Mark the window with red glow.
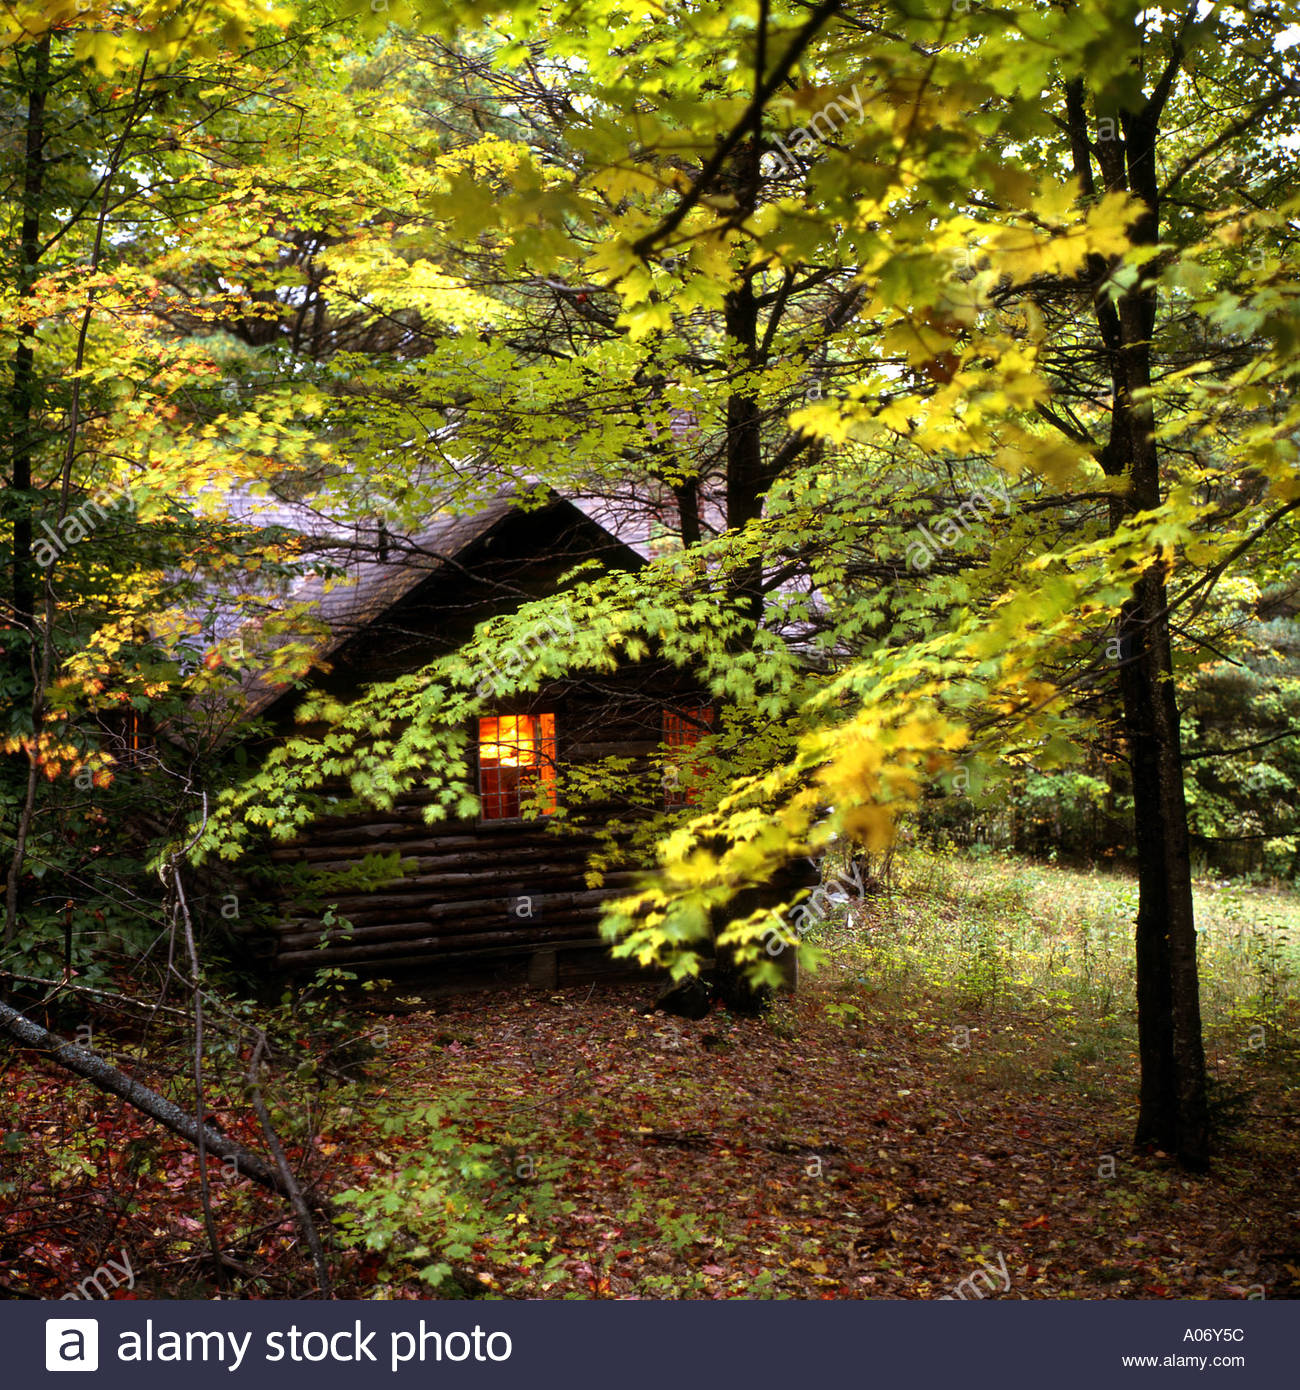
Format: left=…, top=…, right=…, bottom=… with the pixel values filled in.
left=478, top=714, right=557, bottom=821
left=663, top=705, right=712, bottom=806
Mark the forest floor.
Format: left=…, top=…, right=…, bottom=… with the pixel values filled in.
left=3, top=852, right=1298, bottom=1300
left=334, top=852, right=1300, bottom=1300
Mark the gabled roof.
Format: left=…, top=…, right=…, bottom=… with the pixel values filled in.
left=262, top=495, right=516, bottom=664
left=229, top=488, right=639, bottom=719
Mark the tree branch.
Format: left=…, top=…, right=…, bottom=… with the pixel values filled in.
left=629, top=0, right=844, bottom=259
left=0, top=996, right=323, bottom=1209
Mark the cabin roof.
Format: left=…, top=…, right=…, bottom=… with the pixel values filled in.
left=227, top=487, right=642, bottom=718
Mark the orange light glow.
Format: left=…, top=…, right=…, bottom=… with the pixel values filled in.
left=663, top=705, right=712, bottom=807
left=487, top=716, right=533, bottom=767
left=478, top=714, right=557, bottom=819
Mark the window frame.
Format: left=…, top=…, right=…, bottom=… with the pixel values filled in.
left=662, top=704, right=713, bottom=808
left=476, top=712, right=559, bottom=823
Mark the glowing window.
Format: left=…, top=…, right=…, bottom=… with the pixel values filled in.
left=663, top=705, right=712, bottom=807
left=478, top=714, right=557, bottom=821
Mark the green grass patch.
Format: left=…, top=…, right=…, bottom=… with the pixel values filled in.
left=814, top=849, right=1300, bottom=1061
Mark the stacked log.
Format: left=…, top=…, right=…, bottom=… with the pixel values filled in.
left=267, top=806, right=640, bottom=972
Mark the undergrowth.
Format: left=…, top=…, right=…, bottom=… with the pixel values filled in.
left=814, top=848, right=1300, bottom=1076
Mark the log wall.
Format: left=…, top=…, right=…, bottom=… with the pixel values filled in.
left=268, top=807, right=636, bottom=975
left=263, top=682, right=689, bottom=978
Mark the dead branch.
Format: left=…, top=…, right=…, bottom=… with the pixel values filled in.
left=0, top=995, right=328, bottom=1212
left=247, top=1032, right=333, bottom=1297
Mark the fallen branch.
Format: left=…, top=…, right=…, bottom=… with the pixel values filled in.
left=0, top=996, right=329, bottom=1213
left=247, top=1032, right=333, bottom=1297
left=0, top=971, right=200, bottom=1025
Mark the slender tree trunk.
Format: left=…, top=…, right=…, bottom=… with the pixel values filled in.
left=705, top=271, right=772, bottom=1012
left=2, top=36, right=51, bottom=956
left=1067, top=73, right=1209, bottom=1169
left=4, top=50, right=153, bottom=965
left=710, top=83, right=774, bottom=1009
left=724, top=271, right=767, bottom=623
left=8, top=34, right=48, bottom=632
left=674, top=480, right=701, bottom=548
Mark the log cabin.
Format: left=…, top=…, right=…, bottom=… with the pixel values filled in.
left=226, top=488, right=804, bottom=993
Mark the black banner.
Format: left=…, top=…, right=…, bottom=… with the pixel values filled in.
left=11, top=1300, right=1291, bottom=1388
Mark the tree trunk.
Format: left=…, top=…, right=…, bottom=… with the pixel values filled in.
left=709, top=123, right=776, bottom=1011
left=1067, top=72, right=1209, bottom=1168
left=724, top=270, right=767, bottom=624
left=7, top=34, right=48, bottom=634
left=1118, top=572, right=1208, bottom=1167
left=2, top=36, right=51, bottom=957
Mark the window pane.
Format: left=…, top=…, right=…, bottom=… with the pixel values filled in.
left=663, top=705, right=712, bottom=806
left=478, top=714, right=557, bottom=820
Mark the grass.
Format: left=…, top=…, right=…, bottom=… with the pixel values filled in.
left=812, top=848, right=1300, bottom=1057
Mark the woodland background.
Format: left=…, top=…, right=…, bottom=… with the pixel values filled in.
left=0, top=0, right=1298, bottom=1299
